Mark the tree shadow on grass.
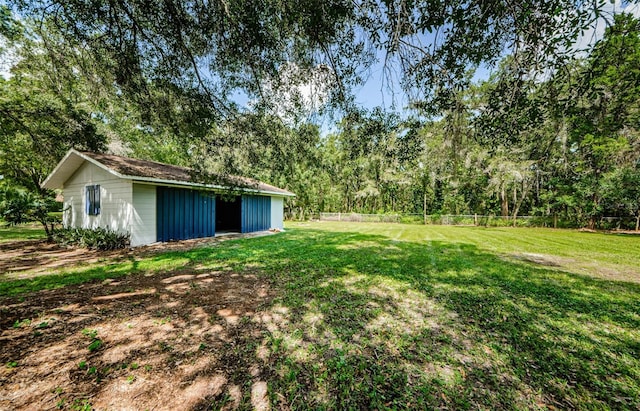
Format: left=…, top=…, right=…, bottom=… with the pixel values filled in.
left=189, top=228, right=640, bottom=409
left=2, top=227, right=639, bottom=410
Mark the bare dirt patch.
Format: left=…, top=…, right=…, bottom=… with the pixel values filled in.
left=0, top=267, right=277, bottom=410
left=0, top=240, right=126, bottom=277
left=508, top=252, right=640, bottom=284
left=510, top=252, right=572, bottom=268
left=0, top=231, right=272, bottom=279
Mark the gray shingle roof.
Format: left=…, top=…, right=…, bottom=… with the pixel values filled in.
left=80, top=151, right=294, bottom=196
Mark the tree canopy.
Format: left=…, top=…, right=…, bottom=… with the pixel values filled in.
left=1, top=3, right=639, bottom=230
left=8, top=0, right=615, bottom=114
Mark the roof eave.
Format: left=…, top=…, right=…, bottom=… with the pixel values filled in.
left=41, top=149, right=75, bottom=190
left=129, top=176, right=296, bottom=197
left=41, top=149, right=126, bottom=190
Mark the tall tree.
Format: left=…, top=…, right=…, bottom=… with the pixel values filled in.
left=564, top=13, right=640, bottom=228
left=0, top=56, right=105, bottom=193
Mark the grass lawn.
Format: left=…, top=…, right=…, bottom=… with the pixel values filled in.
left=0, top=223, right=45, bottom=242
left=1, top=222, right=639, bottom=409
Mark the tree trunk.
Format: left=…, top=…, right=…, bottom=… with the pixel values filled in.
left=512, top=204, right=520, bottom=227
left=511, top=181, right=531, bottom=227
left=423, top=192, right=427, bottom=225
left=588, top=193, right=600, bottom=230
left=39, top=219, right=54, bottom=242
left=636, top=211, right=639, bottom=232
left=500, top=188, right=509, bottom=218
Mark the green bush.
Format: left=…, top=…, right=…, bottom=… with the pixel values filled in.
left=53, top=227, right=130, bottom=251
left=399, top=215, right=424, bottom=224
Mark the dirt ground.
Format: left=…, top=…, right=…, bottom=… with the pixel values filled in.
left=0, top=232, right=271, bottom=279
left=0, top=236, right=280, bottom=411
left=0, top=239, right=125, bottom=277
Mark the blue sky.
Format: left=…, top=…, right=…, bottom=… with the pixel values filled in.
left=352, top=61, right=493, bottom=112
left=350, top=0, right=640, bottom=113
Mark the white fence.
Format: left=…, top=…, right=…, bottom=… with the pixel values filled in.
left=320, top=213, right=518, bottom=225
left=318, top=213, right=638, bottom=229
left=320, top=213, right=403, bottom=223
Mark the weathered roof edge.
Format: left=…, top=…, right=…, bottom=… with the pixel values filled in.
left=42, top=149, right=296, bottom=197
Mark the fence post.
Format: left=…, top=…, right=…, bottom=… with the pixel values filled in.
left=423, top=193, right=427, bottom=225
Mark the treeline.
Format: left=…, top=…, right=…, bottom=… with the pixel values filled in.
left=251, top=15, right=639, bottom=229
left=1, top=11, right=639, bottom=230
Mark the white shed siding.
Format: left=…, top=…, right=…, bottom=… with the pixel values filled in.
left=270, top=196, right=284, bottom=230
left=62, top=162, right=133, bottom=234
left=131, top=183, right=157, bottom=246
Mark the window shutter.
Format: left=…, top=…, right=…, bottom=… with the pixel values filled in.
left=95, top=185, right=100, bottom=214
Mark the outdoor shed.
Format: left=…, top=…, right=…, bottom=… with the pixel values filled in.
left=42, top=149, right=295, bottom=247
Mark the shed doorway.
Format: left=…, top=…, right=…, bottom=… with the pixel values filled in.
left=216, top=195, right=241, bottom=233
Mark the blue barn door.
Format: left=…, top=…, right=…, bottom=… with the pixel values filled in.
left=241, top=195, right=271, bottom=233
left=157, top=187, right=216, bottom=242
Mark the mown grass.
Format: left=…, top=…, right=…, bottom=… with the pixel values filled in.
left=296, top=222, right=640, bottom=278
left=0, top=254, right=190, bottom=296
left=0, top=260, right=136, bottom=296
left=2, top=222, right=640, bottom=409
left=0, top=223, right=45, bottom=242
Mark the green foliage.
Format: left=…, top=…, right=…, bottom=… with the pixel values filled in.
left=0, top=70, right=105, bottom=193
left=87, top=339, right=102, bottom=352
left=0, top=15, right=109, bottom=242
left=12, top=0, right=601, bottom=117
left=0, top=183, right=59, bottom=239
left=548, top=13, right=640, bottom=228
left=81, top=329, right=98, bottom=340
left=53, top=227, right=130, bottom=251
left=82, top=328, right=103, bottom=352
left=70, top=399, right=92, bottom=411
left=1, top=7, right=638, bottom=232
left=0, top=5, right=22, bottom=43
left=262, top=14, right=640, bottom=227
left=0, top=184, right=34, bottom=225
